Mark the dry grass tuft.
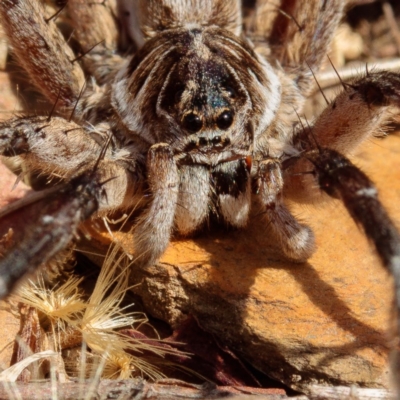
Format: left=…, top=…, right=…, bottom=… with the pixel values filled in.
left=8, top=244, right=184, bottom=383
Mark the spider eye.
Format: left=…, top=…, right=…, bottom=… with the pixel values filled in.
left=183, top=113, right=203, bottom=133
left=224, top=86, right=236, bottom=98
left=216, top=110, right=233, bottom=130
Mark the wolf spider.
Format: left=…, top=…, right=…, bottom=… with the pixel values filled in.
left=0, top=0, right=400, bottom=348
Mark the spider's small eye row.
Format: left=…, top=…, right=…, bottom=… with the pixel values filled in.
left=182, top=110, right=234, bottom=132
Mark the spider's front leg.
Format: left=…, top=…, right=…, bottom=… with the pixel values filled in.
left=0, top=174, right=100, bottom=299
left=132, top=143, right=179, bottom=266
left=255, top=158, right=315, bottom=262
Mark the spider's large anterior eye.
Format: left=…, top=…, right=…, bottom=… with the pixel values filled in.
left=216, top=110, right=233, bottom=130
left=183, top=113, right=203, bottom=132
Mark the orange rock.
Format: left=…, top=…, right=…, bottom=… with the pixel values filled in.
left=124, top=136, right=399, bottom=391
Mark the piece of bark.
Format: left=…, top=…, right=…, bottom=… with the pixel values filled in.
left=11, top=306, right=43, bottom=382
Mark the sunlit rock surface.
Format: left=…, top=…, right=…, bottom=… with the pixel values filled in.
left=126, top=137, right=399, bottom=391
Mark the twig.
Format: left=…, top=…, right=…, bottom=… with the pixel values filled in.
left=382, top=1, right=400, bottom=56
left=314, top=58, right=400, bottom=91
left=0, top=379, right=307, bottom=400
left=308, top=384, right=393, bottom=400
